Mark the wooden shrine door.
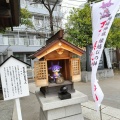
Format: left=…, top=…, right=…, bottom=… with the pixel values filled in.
left=34, top=61, right=48, bottom=87
left=70, top=58, right=81, bottom=82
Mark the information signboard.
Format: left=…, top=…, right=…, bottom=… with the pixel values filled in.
left=0, top=56, right=29, bottom=100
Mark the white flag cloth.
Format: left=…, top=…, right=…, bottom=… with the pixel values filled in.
left=91, top=0, right=120, bottom=110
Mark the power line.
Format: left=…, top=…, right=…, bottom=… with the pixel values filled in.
left=61, top=5, right=80, bottom=8
left=62, top=2, right=85, bottom=6
left=61, top=1, right=87, bottom=7
left=61, top=3, right=85, bottom=7
left=65, top=0, right=87, bottom=2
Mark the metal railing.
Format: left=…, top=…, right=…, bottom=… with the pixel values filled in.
left=0, top=37, right=46, bottom=46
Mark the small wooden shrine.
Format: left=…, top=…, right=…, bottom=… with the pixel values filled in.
left=30, top=30, right=85, bottom=96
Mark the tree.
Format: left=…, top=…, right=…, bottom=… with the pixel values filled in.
left=32, top=0, right=62, bottom=36
left=20, top=8, right=33, bottom=28
left=107, top=18, right=120, bottom=48
left=0, top=28, right=6, bottom=33
left=65, top=4, right=92, bottom=47
left=65, top=3, right=120, bottom=48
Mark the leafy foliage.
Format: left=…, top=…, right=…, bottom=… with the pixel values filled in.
left=0, top=28, right=6, bottom=34
left=20, top=8, right=33, bottom=28
left=65, top=3, right=120, bottom=48
left=65, top=4, right=92, bottom=47
left=107, top=18, right=120, bottom=48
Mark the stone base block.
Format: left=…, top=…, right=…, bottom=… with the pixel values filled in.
left=36, top=90, right=88, bottom=120
left=40, top=105, right=84, bottom=120
left=81, top=69, right=114, bottom=82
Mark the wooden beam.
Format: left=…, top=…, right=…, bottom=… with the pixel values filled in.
left=36, top=42, right=83, bottom=59
left=0, top=9, right=11, bottom=18
left=60, top=43, right=83, bottom=57
left=0, top=0, right=20, bottom=27
left=6, top=0, right=9, bottom=3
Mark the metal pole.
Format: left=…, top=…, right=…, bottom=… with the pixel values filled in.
left=100, top=105, right=102, bottom=120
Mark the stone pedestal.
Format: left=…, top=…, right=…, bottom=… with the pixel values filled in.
left=81, top=69, right=114, bottom=82
left=35, top=90, right=88, bottom=120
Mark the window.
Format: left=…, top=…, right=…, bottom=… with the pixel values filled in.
left=34, top=18, right=39, bottom=26
left=19, top=37, right=25, bottom=45
left=2, top=35, right=15, bottom=45
left=40, top=38, right=45, bottom=45
left=34, top=39, right=40, bottom=46
left=29, top=36, right=40, bottom=46
left=26, top=54, right=31, bottom=65
left=29, top=39, right=34, bottom=45
left=28, top=36, right=46, bottom=46
left=34, top=18, right=43, bottom=27
left=2, top=36, right=8, bottom=45
left=9, top=36, right=15, bottom=45
left=0, top=37, right=3, bottom=45
left=39, top=20, right=44, bottom=27
left=19, top=36, right=28, bottom=45
left=14, top=53, right=24, bottom=61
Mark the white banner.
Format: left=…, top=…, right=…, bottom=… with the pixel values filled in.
left=91, top=0, right=120, bottom=110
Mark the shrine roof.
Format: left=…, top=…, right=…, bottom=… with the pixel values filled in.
left=0, top=55, right=30, bottom=67
left=30, top=30, right=85, bottom=59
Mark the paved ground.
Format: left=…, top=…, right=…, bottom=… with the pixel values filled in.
left=0, top=70, right=120, bottom=120
left=74, top=70, right=120, bottom=109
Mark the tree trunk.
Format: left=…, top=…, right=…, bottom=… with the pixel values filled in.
left=116, top=47, right=120, bottom=63
left=49, top=12, right=54, bottom=36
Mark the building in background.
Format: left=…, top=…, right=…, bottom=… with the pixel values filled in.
left=61, top=0, right=87, bottom=27
left=0, top=0, right=63, bottom=68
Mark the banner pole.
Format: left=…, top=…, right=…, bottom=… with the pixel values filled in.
left=100, top=105, right=102, bottom=120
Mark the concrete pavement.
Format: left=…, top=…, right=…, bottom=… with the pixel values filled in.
left=0, top=70, right=120, bottom=120
left=29, top=78, right=120, bottom=120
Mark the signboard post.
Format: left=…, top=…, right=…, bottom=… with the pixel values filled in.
left=15, top=98, right=22, bottom=120
left=0, top=56, right=30, bottom=120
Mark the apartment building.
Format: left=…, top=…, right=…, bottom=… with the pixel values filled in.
left=0, top=0, right=63, bottom=67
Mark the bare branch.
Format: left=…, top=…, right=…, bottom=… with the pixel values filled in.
left=46, top=0, right=52, bottom=11
left=42, top=0, right=49, bottom=11
left=51, top=0, right=59, bottom=12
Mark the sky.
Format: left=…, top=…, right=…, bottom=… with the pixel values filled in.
left=61, top=0, right=87, bottom=26
left=62, top=0, right=87, bottom=8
